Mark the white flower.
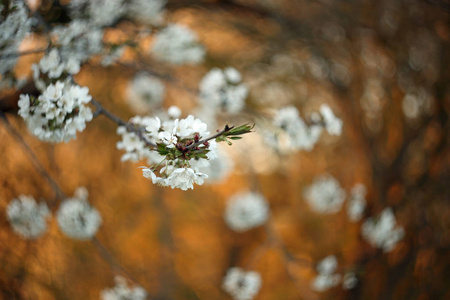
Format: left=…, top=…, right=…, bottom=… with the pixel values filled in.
left=320, top=104, right=343, bottom=136
left=18, top=81, right=93, bottom=143
left=224, top=192, right=269, bottom=232
left=303, top=175, right=346, bottom=214
left=311, top=255, right=341, bottom=292
left=167, top=105, right=181, bottom=119
left=269, top=106, right=324, bottom=152
left=199, top=67, right=248, bottom=113
left=0, top=0, right=32, bottom=75
left=166, top=167, right=208, bottom=191
left=222, top=268, right=262, bottom=300
left=158, top=131, right=177, bottom=148
left=127, top=0, right=166, bottom=25
left=101, top=276, right=147, bottom=300
left=56, top=187, right=102, bottom=240
left=6, top=195, right=50, bottom=239
left=51, top=20, right=104, bottom=63
left=347, top=184, right=366, bottom=222
left=342, top=272, right=357, bottom=290
left=361, top=208, right=404, bottom=252
left=126, top=73, right=165, bottom=114
left=152, top=23, right=205, bottom=65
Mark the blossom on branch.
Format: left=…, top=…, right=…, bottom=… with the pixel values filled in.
left=18, top=81, right=93, bottom=143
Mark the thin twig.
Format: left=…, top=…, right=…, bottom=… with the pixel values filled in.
left=0, top=111, right=66, bottom=205
left=0, top=48, right=48, bottom=59
left=185, top=126, right=233, bottom=150
left=90, top=99, right=156, bottom=147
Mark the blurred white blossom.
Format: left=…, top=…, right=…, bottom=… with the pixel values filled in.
left=347, top=183, right=367, bottom=222
left=101, top=276, right=147, bottom=300
left=6, top=195, right=50, bottom=239
left=361, top=207, right=404, bottom=252
left=311, top=255, right=341, bottom=292
left=152, top=23, right=205, bottom=65
left=199, top=67, right=248, bottom=113
left=342, top=272, right=358, bottom=290
left=127, top=0, right=166, bottom=25
left=126, top=73, right=165, bottom=114
left=222, top=268, right=262, bottom=300
left=319, top=104, right=343, bottom=136
left=56, top=187, right=102, bottom=240
left=303, top=175, right=346, bottom=214
left=0, top=0, right=32, bottom=75
left=224, top=192, right=269, bottom=232
left=267, top=106, right=323, bottom=152
left=51, top=20, right=104, bottom=63
left=116, top=116, right=165, bottom=164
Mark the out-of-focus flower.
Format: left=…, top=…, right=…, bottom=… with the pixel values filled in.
left=303, top=174, right=346, bottom=214
left=311, top=255, right=341, bottom=292
left=6, top=195, right=50, bottom=239
left=342, top=272, right=358, bottom=290
left=222, top=268, right=262, bottom=300
left=347, top=184, right=367, bottom=222
left=319, top=104, right=343, bottom=136
left=199, top=67, right=248, bottom=113
left=361, top=207, right=404, bottom=252
left=224, top=192, right=269, bottom=232
left=127, top=0, right=166, bottom=25
left=0, top=0, right=32, bottom=75
left=126, top=73, right=165, bottom=114
left=152, top=24, right=205, bottom=65
left=56, top=187, right=102, bottom=240
left=101, top=276, right=147, bottom=300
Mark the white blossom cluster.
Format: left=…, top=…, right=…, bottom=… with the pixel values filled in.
left=32, top=48, right=81, bottom=91
left=18, top=81, right=93, bottom=143
left=51, top=20, right=104, bottom=63
left=266, top=104, right=343, bottom=152
left=6, top=195, right=50, bottom=239
left=140, top=114, right=220, bottom=190
left=127, top=0, right=167, bottom=25
left=303, top=174, right=346, bottom=214
left=199, top=68, right=248, bottom=114
left=224, top=192, right=269, bottom=232
left=126, top=73, right=165, bottom=114
left=101, top=276, right=147, bottom=300
left=311, top=256, right=358, bottom=292
left=116, top=116, right=165, bottom=164
left=68, top=0, right=125, bottom=27
left=56, top=187, right=102, bottom=240
left=347, top=184, right=367, bottom=222
left=68, top=0, right=166, bottom=26
left=361, top=208, right=404, bottom=252
left=222, top=268, right=262, bottom=300
left=319, top=104, right=343, bottom=136
left=311, top=255, right=341, bottom=292
left=0, top=0, right=32, bottom=75
left=152, top=24, right=205, bottom=65
left=267, top=106, right=322, bottom=152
